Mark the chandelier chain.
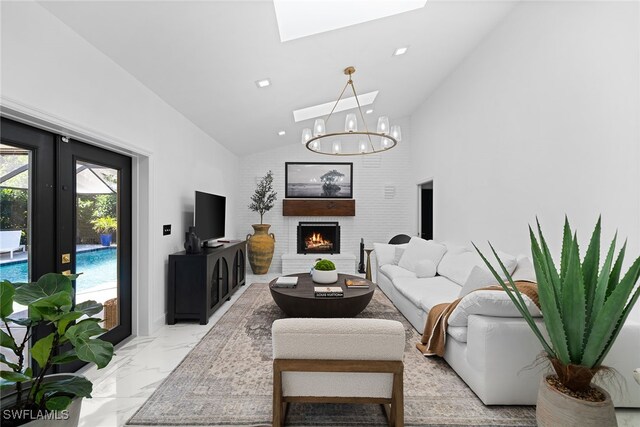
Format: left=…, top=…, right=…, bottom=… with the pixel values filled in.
left=348, top=78, right=375, bottom=151
left=324, top=80, right=351, bottom=127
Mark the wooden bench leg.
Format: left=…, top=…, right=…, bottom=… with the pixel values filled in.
left=273, top=362, right=283, bottom=427
left=392, top=370, right=404, bottom=427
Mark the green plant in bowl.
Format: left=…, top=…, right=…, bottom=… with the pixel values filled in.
left=314, top=260, right=336, bottom=271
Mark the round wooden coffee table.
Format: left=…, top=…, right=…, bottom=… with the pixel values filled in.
left=269, top=273, right=375, bottom=318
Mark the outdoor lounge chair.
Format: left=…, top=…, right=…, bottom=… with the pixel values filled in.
left=0, top=230, right=24, bottom=259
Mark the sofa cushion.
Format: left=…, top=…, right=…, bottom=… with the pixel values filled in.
left=415, top=259, right=437, bottom=278
left=447, top=290, right=542, bottom=327
left=379, top=264, right=416, bottom=281
left=437, top=249, right=518, bottom=286
left=373, top=242, right=407, bottom=267
left=398, top=237, right=446, bottom=273
left=394, top=276, right=459, bottom=309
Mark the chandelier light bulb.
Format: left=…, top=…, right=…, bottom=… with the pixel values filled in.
left=390, top=125, right=402, bottom=142
left=345, top=113, right=357, bottom=132
left=382, top=137, right=390, bottom=149
left=310, top=140, right=319, bottom=151
left=313, top=119, right=326, bottom=136
left=301, top=128, right=312, bottom=144
left=333, top=141, right=341, bottom=154
left=377, top=116, right=389, bottom=134
left=359, top=141, right=367, bottom=153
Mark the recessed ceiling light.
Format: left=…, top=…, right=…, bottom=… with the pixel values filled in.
left=255, top=78, right=271, bottom=88
left=278, top=130, right=286, bottom=136
left=393, top=46, right=409, bottom=56
left=365, top=109, right=374, bottom=115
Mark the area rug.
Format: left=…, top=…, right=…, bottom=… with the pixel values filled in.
left=127, top=284, right=535, bottom=426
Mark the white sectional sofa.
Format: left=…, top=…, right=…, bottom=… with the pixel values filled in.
left=374, top=236, right=640, bottom=407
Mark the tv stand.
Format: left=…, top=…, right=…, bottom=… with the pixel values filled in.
left=167, top=241, right=246, bottom=324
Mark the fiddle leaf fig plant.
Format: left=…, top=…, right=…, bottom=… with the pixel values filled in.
left=475, top=217, right=640, bottom=394
left=0, top=273, right=114, bottom=425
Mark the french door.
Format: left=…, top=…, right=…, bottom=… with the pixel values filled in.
left=0, top=118, right=132, bottom=364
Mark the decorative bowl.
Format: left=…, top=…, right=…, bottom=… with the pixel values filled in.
left=312, top=269, right=338, bottom=284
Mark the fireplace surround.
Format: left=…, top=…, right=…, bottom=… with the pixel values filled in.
left=297, top=221, right=340, bottom=254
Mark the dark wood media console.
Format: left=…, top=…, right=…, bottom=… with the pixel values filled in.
left=167, top=241, right=246, bottom=324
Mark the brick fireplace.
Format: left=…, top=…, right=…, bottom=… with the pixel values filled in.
left=297, top=221, right=340, bottom=254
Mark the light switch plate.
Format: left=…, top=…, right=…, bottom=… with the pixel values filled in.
left=163, top=224, right=171, bottom=236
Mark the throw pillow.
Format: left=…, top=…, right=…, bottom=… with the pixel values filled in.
left=512, top=255, right=537, bottom=282
left=373, top=243, right=395, bottom=267
left=397, top=237, right=447, bottom=273
left=414, top=259, right=437, bottom=278
left=392, top=247, right=405, bottom=265
left=458, top=265, right=498, bottom=297
left=437, top=248, right=518, bottom=286
left=448, top=290, right=542, bottom=327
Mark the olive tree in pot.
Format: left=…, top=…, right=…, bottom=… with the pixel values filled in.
left=476, top=217, right=640, bottom=427
left=0, top=273, right=114, bottom=427
left=246, top=171, right=277, bottom=274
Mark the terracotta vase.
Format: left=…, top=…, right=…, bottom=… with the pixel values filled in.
left=536, top=376, right=617, bottom=427
left=246, top=224, right=275, bottom=274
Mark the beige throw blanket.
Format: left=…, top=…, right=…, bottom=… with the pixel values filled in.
left=416, top=281, right=540, bottom=357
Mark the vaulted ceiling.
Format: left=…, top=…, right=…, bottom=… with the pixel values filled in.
left=39, top=1, right=518, bottom=156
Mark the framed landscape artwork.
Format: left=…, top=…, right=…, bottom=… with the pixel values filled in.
left=285, top=162, right=353, bottom=199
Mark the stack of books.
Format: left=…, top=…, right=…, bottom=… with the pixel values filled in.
left=272, top=276, right=298, bottom=288
left=314, top=286, right=344, bottom=298
left=345, top=279, right=370, bottom=289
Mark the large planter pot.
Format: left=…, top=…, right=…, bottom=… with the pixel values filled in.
left=536, top=375, right=617, bottom=427
left=99, top=233, right=112, bottom=246
left=0, top=374, right=84, bottom=427
left=246, top=224, right=275, bottom=274
left=312, top=269, right=338, bottom=284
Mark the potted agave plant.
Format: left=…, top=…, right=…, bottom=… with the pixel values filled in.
left=0, top=273, right=114, bottom=426
left=476, top=217, right=640, bottom=426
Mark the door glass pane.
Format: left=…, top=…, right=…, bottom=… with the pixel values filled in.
left=75, top=161, right=119, bottom=331
left=0, top=143, right=31, bottom=364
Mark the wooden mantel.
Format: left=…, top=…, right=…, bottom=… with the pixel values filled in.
left=282, top=199, right=355, bottom=216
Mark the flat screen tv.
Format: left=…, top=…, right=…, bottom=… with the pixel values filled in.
left=195, top=191, right=226, bottom=244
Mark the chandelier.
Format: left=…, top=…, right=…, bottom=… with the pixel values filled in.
left=301, top=66, right=401, bottom=156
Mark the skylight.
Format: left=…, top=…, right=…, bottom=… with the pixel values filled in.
left=293, top=91, right=379, bottom=123
left=273, top=0, right=428, bottom=42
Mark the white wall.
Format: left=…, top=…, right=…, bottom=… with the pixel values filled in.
left=410, top=1, right=640, bottom=319
left=237, top=117, right=414, bottom=274
left=0, top=2, right=240, bottom=333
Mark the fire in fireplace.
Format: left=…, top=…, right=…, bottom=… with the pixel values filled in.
left=297, top=222, right=340, bottom=254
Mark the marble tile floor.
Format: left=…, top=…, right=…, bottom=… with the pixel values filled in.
left=77, top=273, right=640, bottom=427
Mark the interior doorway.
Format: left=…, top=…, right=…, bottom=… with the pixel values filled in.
left=419, top=181, right=433, bottom=240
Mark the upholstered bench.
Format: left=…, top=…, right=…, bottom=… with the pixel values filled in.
left=272, top=318, right=405, bottom=426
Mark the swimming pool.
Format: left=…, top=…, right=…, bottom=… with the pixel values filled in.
left=0, top=247, right=117, bottom=292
